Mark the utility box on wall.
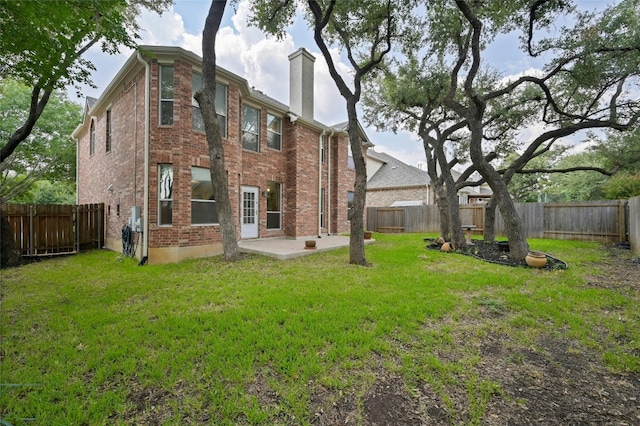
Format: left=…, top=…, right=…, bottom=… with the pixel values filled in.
left=130, top=206, right=143, bottom=232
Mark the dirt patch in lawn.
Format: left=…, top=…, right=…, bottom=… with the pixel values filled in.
left=311, top=243, right=640, bottom=425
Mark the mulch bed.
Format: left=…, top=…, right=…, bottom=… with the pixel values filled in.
left=425, top=238, right=568, bottom=270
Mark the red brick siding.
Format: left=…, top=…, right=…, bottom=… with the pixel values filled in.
left=366, top=187, right=429, bottom=207
left=77, top=53, right=356, bottom=258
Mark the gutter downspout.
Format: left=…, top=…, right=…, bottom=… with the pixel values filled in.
left=318, top=131, right=325, bottom=238
left=327, top=131, right=334, bottom=236
left=136, top=52, right=150, bottom=263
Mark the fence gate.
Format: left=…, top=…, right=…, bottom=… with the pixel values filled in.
left=1, top=203, right=104, bottom=256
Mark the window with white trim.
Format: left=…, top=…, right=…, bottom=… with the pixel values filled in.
left=320, top=188, right=326, bottom=227
left=242, top=105, right=259, bottom=152
left=158, top=164, right=173, bottom=226
left=191, top=167, right=218, bottom=225
left=106, top=109, right=112, bottom=153
left=160, top=65, right=174, bottom=125
left=89, top=119, right=95, bottom=155
left=267, top=114, right=282, bottom=150
left=192, top=73, right=227, bottom=136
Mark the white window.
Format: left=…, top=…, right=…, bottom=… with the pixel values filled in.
left=242, top=105, right=259, bottom=152
left=89, top=119, right=95, bottom=156
left=191, top=167, right=218, bottom=225
left=321, top=135, right=326, bottom=163
left=106, top=109, right=112, bottom=153
left=320, top=188, right=326, bottom=227
left=160, top=65, right=174, bottom=125
left=192, top=73, right=227, bottom=136
left=266, top=181, right=282, bottom=229
left=158, top=164, right=173, bottom=226
left=267, top=114, right=282, bottom=150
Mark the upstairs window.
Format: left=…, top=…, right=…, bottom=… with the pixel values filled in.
left=89, top=119, right=95, bottom=155
left=191, top=73, right=204, bottom=132
left=215, top=83, right=227, bottom=137
left=321, top=135, right=326, bottom=163
left=106, top=109, right=112, bottom=153
left=191, top=167, right=218, bottom=225
left=267, top=114, right=282, bottom=151
left=242, top=105, right=259, bottom=152
left=191, top=74, right=228, bottom=137
left=160, top=65, right=174, bottom=125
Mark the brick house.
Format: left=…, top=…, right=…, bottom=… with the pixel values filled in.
left=365, top=149, right=492, bottom=207
left=73, top=46, right=363, bottom=264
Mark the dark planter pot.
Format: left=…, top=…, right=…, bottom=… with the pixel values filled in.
left=496, top=241, right=510, bottom=252
left=364, top=231, right=372, bottom=240
left=305, top=240, right=316, bottom=249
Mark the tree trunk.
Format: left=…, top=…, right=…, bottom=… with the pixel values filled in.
left=468, top=121, right=529, bottom=260
left=434, top=183, right=451, bottom=240
left=346, top=102, right=369, bottom=266
left=438, top=152, right=465, bottom=248
left=195, top=0, right=240, bottom=262
left=1, top=213, right=21, bottom=268
left=483, top=196, right=497, bottom=242
left=472, top=153, right=529, bottom=259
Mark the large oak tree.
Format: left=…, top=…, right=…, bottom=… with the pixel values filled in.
left=193, top=0, right=241, bottom=261
left=249, top=0, right=415, bottom=265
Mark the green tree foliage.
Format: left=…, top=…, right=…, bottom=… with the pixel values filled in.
left=546, top=151, right=609, bottom=201
left=603, top=172, right=640, bottom=199
left=0, top=0, right=171, bottom=163
left=0, top=79, right=81, bottom=202
left=589, top=128, right=640, bottom=175
left=11, top=180, right=76, bottom=205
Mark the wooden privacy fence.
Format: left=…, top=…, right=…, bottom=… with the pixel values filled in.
left=1, top=203, right=104, bottom=256
left=367, top=200, right=628, bottom=243
left=629, top=196, right=640, bottom=254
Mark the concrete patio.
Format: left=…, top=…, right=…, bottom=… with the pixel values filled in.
left=238, top=234, right=374, bottom=260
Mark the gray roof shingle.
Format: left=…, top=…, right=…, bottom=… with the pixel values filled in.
left=366, top=150, right=430, bottom=189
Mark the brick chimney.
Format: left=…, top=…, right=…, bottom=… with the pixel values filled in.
left=288, top=48, right=315, bottom=121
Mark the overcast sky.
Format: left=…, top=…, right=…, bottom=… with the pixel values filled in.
left=75, top=0, right=615, bottom=167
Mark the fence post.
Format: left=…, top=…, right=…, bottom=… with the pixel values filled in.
left=619, top=200, right=627, bottom=242
left=98, top=204, right=102, bottom=249
left=74, top=205, right=79, bottom=253
left=29, top=204, right=34, bottom=255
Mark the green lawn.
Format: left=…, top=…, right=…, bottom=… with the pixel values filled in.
left=1, top=234, right=638, bottom=424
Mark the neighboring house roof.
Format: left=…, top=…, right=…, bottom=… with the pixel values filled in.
left=331, top=121, right=374, bottom=147
left=366, top=150, right=429, bottom=189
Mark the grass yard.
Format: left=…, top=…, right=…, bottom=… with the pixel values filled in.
left=1, top=233, right=639, bottom=425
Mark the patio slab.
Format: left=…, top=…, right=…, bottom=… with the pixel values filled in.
left=238, top=234, right=374, bottom=260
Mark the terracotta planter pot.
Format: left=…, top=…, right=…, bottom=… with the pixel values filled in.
left=305, top=240, right=316, bottom=249
left=525, top=251, right=547, bottom=268
left=435, top=237, right=445, bottom=245
left=440, top=242, right=455, bottom=252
